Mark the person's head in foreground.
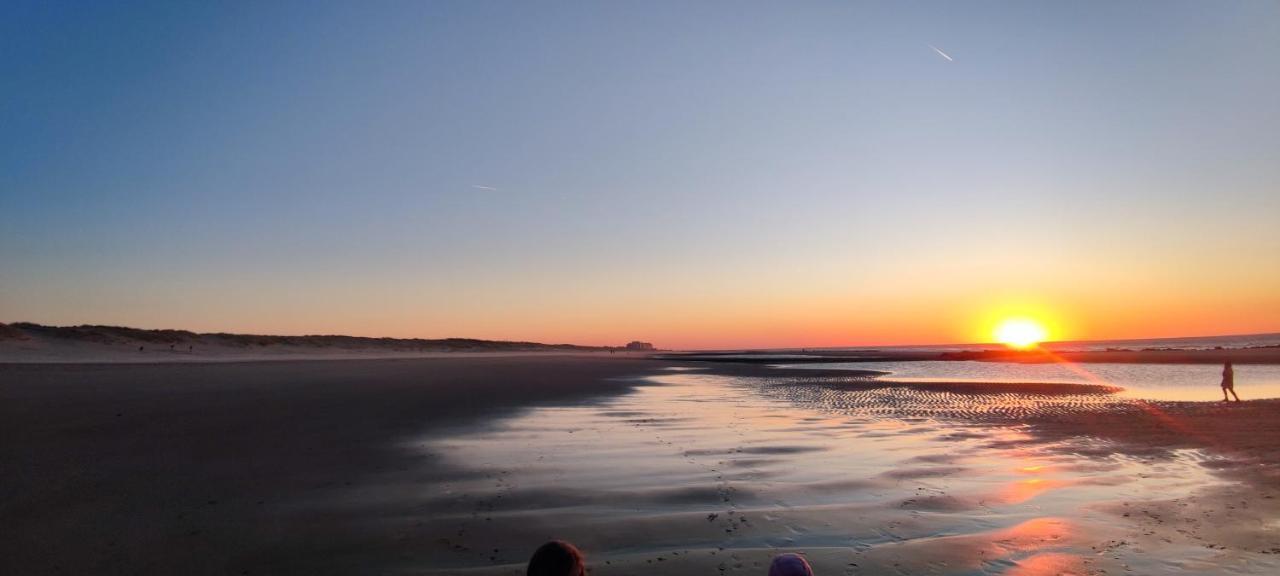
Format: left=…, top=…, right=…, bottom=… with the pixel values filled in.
left=527, top=540, right=586, bottom=576
left=769, top=552, right=814, bottom=576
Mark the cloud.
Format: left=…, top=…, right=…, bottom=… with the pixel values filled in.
left=929, top=44, right=954, bottom=62
left=470, top=184, right=498, bottom=191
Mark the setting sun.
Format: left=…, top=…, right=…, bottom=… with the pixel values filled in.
left=994, top=318, right=1048, bottom=349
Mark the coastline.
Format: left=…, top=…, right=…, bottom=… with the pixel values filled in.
left=0, top=337, right=654, bottom=365
left=4, top=354, right=1278, bottom=574
left=0, top=322, right=650, bottom=365
left=661, top=346, right=1280, bottom=365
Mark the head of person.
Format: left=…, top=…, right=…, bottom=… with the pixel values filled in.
left=527, top=540, right=586, bottom=576
left=768, top=552, right=814, bottom=576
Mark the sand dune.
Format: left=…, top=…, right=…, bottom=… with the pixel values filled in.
left=0, top=322, right=636, bottom=363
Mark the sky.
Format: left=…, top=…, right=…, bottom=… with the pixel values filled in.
left=2, top=1, right=1278, bottom=349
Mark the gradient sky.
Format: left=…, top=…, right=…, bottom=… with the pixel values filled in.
left=3, top=1, right=1278, bottom=349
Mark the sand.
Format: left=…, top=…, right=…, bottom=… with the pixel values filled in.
left=0, top=325, right=649, bottom=364
left=3, top=356, right=1279, bottom=575
left=0, top=356, right=658, bottom=575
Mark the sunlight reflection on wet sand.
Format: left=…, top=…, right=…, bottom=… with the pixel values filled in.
left=416, top=372, right=1274, bottom=574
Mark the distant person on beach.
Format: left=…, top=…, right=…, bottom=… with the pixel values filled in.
left=1222, top=361, right=1240, bottom=402
left=769, top=553, right=815, bottom=576
left=527, top=540, right=585, bottom=576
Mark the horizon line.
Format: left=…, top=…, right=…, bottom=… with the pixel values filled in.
left=5, top=320, right=1277, bottom=352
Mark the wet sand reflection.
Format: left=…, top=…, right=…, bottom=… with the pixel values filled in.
left=415, top=372, right=1274, bottom=574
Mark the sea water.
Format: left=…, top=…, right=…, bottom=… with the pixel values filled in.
left=780, top=361, right=1280, bottom=401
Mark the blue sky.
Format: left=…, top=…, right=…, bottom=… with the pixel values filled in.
left=3, top=1, right=1278, bottom=347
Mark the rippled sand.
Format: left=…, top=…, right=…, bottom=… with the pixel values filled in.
left=414, top=370, right=1280, bottom=574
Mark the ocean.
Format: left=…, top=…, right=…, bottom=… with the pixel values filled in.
left=781, top=360, right=1280, bottom=401
left=804, top=332, right=1280, bottom=354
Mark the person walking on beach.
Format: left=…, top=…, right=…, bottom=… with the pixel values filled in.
left=1221, top=361, right=1240, bottom=402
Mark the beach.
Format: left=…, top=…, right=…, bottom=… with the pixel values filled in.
left=3, top=354, right=1279, bottom=575
left=0, top=356, right=654, bottom=575
left=9, top=3, right=1279, bottom=574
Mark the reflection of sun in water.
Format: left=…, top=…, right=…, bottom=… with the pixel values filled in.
left=995, top=318, right=1048, bottom=349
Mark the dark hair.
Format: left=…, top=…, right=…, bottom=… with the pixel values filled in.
left=527, top=540, right=586, bottom=576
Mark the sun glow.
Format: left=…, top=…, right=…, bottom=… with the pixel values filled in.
left=994, top=318, right=1048, bottom=349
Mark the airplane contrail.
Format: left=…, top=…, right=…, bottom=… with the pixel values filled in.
left=929, top=44, right=954, bottom=62
left=470, top=184, right=498, bottom=191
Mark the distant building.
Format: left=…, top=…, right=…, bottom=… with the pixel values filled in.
left=625, top=340, right=655, bottom=351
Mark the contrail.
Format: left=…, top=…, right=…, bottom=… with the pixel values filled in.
left=470, top=184, right=498, bottom=191
left=929, top=44, right=954, bottom=62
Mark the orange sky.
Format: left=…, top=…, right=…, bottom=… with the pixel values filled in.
left=13, top=253, right=1276, bottom=349
left=4, top=2, right=1279, bottom=349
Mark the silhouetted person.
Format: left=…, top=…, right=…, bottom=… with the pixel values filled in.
left=1221, top=361, right=1240, bottom=402
left=527, top=540, right=585, bottom=576
left=769, top=553, right=815, bottom=576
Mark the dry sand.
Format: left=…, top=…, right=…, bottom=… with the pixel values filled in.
left=3, top=356, right=1279, bottom=575
left=0, top=326, right=647, bottom=364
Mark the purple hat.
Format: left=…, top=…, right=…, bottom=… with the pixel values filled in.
left=769, top=553, right=814, bottom=576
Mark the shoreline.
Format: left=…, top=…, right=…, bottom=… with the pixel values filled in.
left=4, top=355, right=1279, bottom=574
left=7, top=345, right=1278, bottom=366
left=0, top=349, right=654, bottom=365
left=0, top=321, right=655, bottom=365
left=661, top=346, right=1280, bottom=365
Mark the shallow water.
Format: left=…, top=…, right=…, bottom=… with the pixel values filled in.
left=781, top=361, right=1280, bottom=401
left=415, top=371, right=1276, bottom=574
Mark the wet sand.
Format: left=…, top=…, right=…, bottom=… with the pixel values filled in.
left=414, top=368, right=1280, bottom=575
left=0, top=356, right=662, bottom=575
left=3, top=357, right=1279, bottom=575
